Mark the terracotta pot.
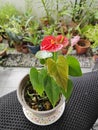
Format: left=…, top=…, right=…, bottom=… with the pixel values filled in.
left=75, top=39, right=90, bottom=54
left=61, top=48, right=68, bottom=55
left=17, top=74, right=65, bottom=126
left=93, top=55, right=98, bottom=62
left=14, top=44, right=22, bottom=52
left=22, top=45, right=29, bottom=54
left=40, top=18, right=49, bottom=26
left=61, top=43, right=70, bottom=55
left=0, top=49, right=7, bottom=57
left=0, top=43, right=8, bottom=57
left=0, top=36, right=3, bottom=43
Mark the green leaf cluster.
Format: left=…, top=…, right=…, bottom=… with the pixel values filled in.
left=81, top=24, right=98, bottom=48
left=0, top=43, right=8, bottom=51
left=30, top=53, right=82, bottom=107
left=0, top=3, right=20, bottom=25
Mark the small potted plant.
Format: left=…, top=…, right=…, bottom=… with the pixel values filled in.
left=23, top=33, right=42, bottom=54
left=75, top=38, right=91, bottom=54
left=0, top=35, right=3, bottom=43
left=17, top=35, right=82, bottom=126
left=5, top=26, right=23, bottom=52
left=23, top=20, right=43, bottom=54
left=0, top=43, right=8, bottom=57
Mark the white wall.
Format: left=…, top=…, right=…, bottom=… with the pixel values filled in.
left=0, top=0, right=26, bottom=12
left=0, top=0, right=75, bottom=18
left=0, top=0, right=97, bottom=18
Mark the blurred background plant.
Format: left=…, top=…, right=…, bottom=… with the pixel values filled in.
left=0, top=2, right=20, bottom=26
left=81, top=24, right=98, bottom=49
left=0, top=0, right=98, bottom=54
left=70, top=0, right=98, bottom=27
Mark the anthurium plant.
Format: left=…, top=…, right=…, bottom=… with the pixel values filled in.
left=30, top=35, right=82, bottom=107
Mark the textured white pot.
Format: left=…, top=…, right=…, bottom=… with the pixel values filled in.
left=17, top=74, right=65, bottom=126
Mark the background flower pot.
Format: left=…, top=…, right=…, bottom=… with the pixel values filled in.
left=93, top=54, right=98, bottom=62
left=0, top=43, right=8, bottom=57
left=0, top=49, right=7, bottom=57
left=61, top=48, right=68, bottom=55
left=21, top=45, right=29, bottom=54
left=75, top=39, right=91, bottom=54
left=0, top=36, right=3, bottom=43
left=14, top=43, right=22, bottom=52
left=26, top=44, right=40, bottom=54
left=17, top=74, right=65, bottom=126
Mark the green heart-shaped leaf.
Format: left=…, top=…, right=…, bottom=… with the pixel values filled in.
left=44, top=75, right=61, bottom=107
left=30, top=67, right=47, bottom=96
left=46, top=55, right=68, bottom=91
left=66, top=55, right=82, bottom=76
left=61, top=78, right=73, bottom=100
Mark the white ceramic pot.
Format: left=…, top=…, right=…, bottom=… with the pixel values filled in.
left=17, top=74, right=65, bottom=126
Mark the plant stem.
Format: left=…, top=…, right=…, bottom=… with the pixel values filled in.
left=41, top=0, right=50, bottom=22
left=78, top=0, right=86, bottom=15
left=89, top=0, right=94, bottom=7
left=56, top=0, right=59, bottom=22
left=72, top=0, right=77, bottom=21
left=66, top=46, right=73, bottom=55
left=74, top=0, right=77, bottom=8
left=53, top=52, right=57, bottom=61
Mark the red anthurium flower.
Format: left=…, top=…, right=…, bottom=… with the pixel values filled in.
left=40, top=36, right=63, bottom=52
left=56, top=35, right=69, bottom=47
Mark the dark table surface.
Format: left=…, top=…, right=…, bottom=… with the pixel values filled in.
left=0, top=71, right=98, bottom=130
